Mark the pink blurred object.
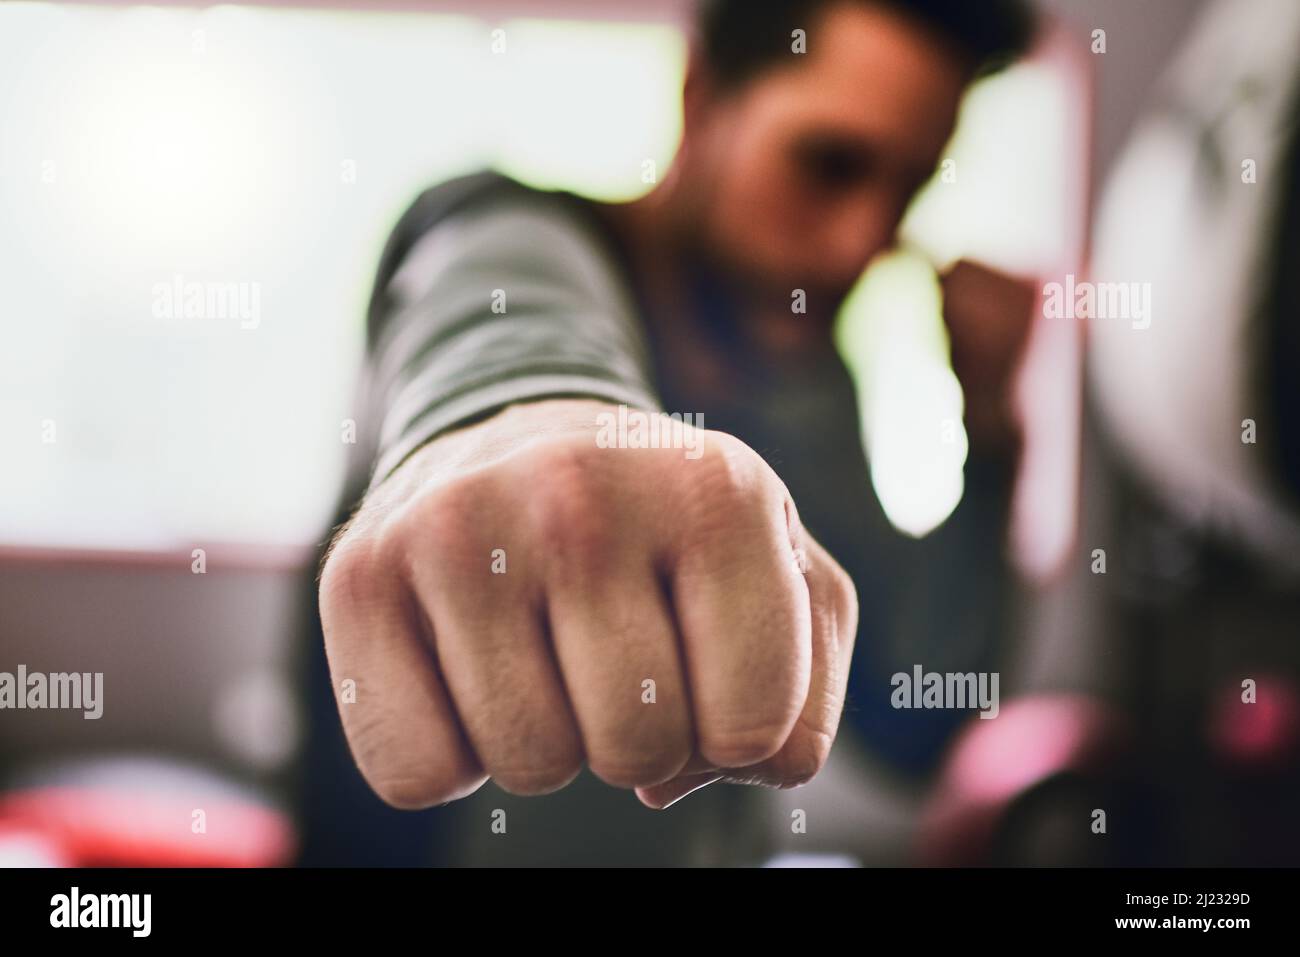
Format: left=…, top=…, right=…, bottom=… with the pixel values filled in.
left=918, top=694, right=1127, bottom=866
left=1208, top=675, right=1300, bottom=770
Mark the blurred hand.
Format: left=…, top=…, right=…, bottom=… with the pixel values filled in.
left=940, top=259, right=1036, bottom=456
left=319, top=399, right=857, bottom=810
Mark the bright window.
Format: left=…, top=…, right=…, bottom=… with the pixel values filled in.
left=0, top=3, right=684, bottom=549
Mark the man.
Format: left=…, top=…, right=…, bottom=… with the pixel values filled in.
left=303, top=0, right=1034, bottom=864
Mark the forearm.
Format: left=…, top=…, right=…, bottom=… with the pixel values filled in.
left=361, top=180, right=660, bottom=489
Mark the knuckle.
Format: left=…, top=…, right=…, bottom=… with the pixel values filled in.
left=688, top=432, right=767, bottom=504
left=408, top=479, right=481, bottom=551
left=527, top=443, right=610, bottom=558
left=386, top=477, right=485, bottom=579
left=533, top=439, right=596, bottom=495
left=319, top=535, right=380, bottom=616
left=671, top=434, right=780, bottom=554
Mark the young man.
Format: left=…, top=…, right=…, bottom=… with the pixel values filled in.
left=306, top=0, right=1033, bottom=863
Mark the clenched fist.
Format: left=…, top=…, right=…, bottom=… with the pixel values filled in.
left=319, top=399, right=857, bottom=810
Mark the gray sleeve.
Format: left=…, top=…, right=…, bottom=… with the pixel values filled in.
left=364, top=193, right=662, bottom=487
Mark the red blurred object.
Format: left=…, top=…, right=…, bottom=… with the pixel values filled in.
left=0, top=787, right=293, bottom=867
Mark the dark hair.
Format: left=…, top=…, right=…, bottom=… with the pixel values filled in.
left=696, top=0, right=1036, bottom=89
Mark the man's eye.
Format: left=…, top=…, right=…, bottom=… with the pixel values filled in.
left=799, top=144, right=870, bottom=189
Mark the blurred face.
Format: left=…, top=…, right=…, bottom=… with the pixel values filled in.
left=680, top=2, right=970, bottom=308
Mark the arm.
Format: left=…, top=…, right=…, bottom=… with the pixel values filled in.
left=321, top=185, right=858, bottom=810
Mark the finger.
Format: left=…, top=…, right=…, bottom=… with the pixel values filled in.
left=546, top=552, right=695, bottom=789
left=319, top=535, right=485, bottom=809
left=665, top=464, right=813, bottom=772
left=638, top=531, right=857, bottom=807
left=721, top=534, right=857, bottom=785
left=407, top=514, right=585, bottom=797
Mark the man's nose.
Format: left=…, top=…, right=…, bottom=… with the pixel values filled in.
left=817, top=200, right=897, bottom=284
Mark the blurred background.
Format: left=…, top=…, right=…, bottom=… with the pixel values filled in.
left=2, top=0, right=1298, bottom=866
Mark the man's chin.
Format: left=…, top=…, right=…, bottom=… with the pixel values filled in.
left=699, top=250, right=852, bottom=315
